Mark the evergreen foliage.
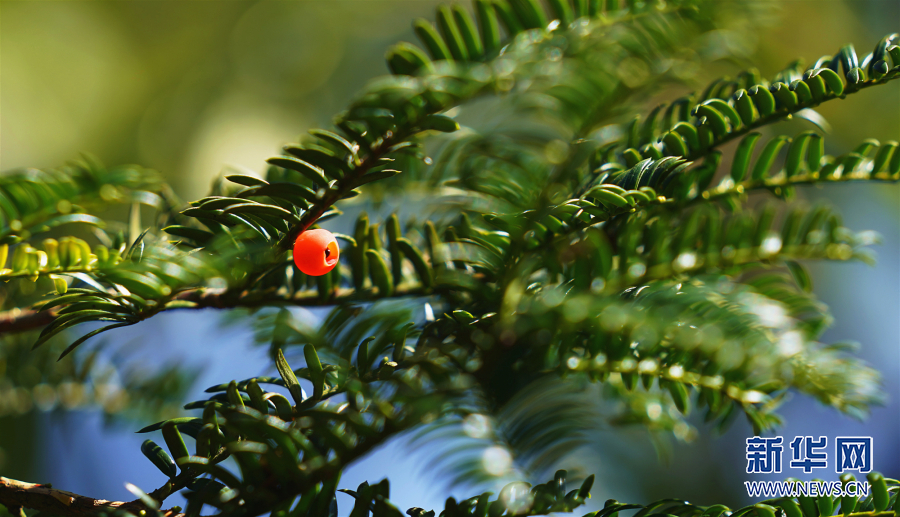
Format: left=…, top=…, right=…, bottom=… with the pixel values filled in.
left=1, top=1, right=898, bottom=516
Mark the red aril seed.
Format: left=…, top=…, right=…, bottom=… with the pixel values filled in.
left=293, top=229, right=339, bottom=276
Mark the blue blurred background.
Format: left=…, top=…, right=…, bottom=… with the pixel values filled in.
left=1, top=0, right=897, bottom=511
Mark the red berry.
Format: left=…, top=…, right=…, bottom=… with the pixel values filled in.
left=293, top=229, right=339, bottom=276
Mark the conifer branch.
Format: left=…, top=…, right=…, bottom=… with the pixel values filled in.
left=2, top=3, right=898, bottom=516
left=676, top=73, right=900, bottom=164
left=273, top=134, right=403, bottom=253
left=0, top=284, right=432, bottom=335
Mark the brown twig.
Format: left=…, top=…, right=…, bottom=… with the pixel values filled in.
left=0, top=308, right=58, bottom=335
left=0, top=284, right=430, bottom=337
left=0, top=477, right=183, bottom=517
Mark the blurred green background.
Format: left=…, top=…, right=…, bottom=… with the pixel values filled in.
left=3, top=1, right=898, bottom=191
left=2, top=1, right=446, bottom=197
left=1, top=0, right=898, bottom=510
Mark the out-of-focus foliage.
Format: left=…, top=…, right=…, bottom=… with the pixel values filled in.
left=0, top=331, right=194, bottom=421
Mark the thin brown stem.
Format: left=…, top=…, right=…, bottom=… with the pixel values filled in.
left=0, top=284, right=431, bottom=336
left=0, top=308, right=58, bottom=335
left=0, top=477, right=182, bottom=517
